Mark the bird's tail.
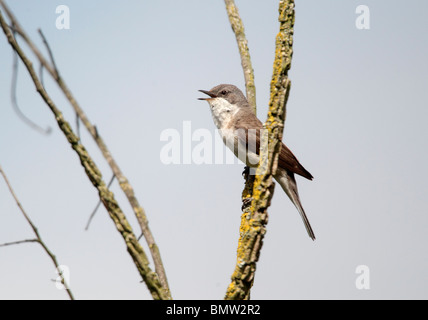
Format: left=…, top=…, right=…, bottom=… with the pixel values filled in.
left=274, top=169, right=316, bottom=240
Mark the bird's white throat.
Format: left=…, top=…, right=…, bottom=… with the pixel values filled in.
left=208, top=97, right=239, bottom=130
left=207, top=97, right=260, bottom=167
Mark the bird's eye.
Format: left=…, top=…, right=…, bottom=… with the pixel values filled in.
left=220, top=90, right=228, bottom=95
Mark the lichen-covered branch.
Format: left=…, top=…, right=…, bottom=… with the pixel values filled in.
left=0, top=165, right=74, bottom=300
left=225, top=0, right=295, bottom=300
left=224, top=0, right=256, bottom=112
left=0, top=0, right=170, bottom=296
left=0, top=11, right=170, bottom=300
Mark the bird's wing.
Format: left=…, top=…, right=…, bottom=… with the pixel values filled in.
left=278, top=143, right=313, bottom=180
left=234, top=109, right=313, bottom=180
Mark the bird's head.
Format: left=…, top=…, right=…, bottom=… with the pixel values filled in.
left=198, top=84, right=248, bottom=106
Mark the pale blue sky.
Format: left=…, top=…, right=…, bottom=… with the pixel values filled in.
left=0, top=0, right=427, bottom=299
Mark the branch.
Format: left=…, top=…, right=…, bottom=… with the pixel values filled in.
left=37, top=28, right=60, bottom=80
left=0, top=238, right=39, bottom=248
left=0, top=11, right=170, bottom=300
left=224, top=0, right=257, bottom=112
left=0, top=0, right=170, bottom=295
left=0, top=165, right=74, bottom=300
left=225, top=0, right=295, bottom=300
left=85, top=174, right=116, bottom=230
left=9, top=26, right=51, bottom=135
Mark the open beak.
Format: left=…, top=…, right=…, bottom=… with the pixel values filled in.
left=198, top=90, right=217, bottom=100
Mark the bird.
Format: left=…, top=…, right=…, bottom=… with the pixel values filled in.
left=198, top=84, right=315, bottom=240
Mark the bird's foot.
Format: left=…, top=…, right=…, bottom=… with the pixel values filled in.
left=242, top=166, right=250, bottom=178
left=241, top=197, right=253, bottom=211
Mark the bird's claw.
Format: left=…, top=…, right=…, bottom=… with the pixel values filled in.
left=242, top=166, right=250, bottom=177
left=241, top=197, right=253, bottom=211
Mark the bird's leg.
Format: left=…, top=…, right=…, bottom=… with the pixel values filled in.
left=241, top=166, right=254, bottom=211
left=241, top=197, right=253, bottom=211
left=242, top=165, right=250, bottom=179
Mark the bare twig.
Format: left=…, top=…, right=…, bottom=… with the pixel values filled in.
left=85, top=174, right=116, bottom=230
left=0, top=11, right=170, bottom=300
left=39, top=62, right=44, bottom=87
left=75, top=111, right=80, bottom=140
left=224, top=0, right=257, bottom=112
left=0, top=165, right=74, bottom=300
left=0, top=238, right=39, bottom=248
left=38, top=28, right=82, bottom=139
left=37, top=28, right=60, bottom=80
left=0, top=0, right=170, bottom=295
left=225, top=0, right=295, bottom=300
left=9, top=25, right=51, bottom=135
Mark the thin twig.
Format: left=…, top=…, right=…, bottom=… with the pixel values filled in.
left=75, top=111, right=80, bottom=140
left=0, top=11, right=170, bottom=300
left=225, top=0, right=295, bottom=300
left=39, top=28, right=80, bottom=139
left=224, top=0, right=257, bottom=112
left=37, top=28, right=60, bottom=80
left=0, top=238, right=39, bottom=248
left=0, top=165, right=74, bottom=300
left=10, top=25, right=51, bottom=135
left=85, top=174, right=116, bottom=230
left=0, top=0, right=170, bottom=295
left=39, top=62, right=44, bottom=88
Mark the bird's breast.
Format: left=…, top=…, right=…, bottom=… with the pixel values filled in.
left=209, top=98, right=238, bottom=130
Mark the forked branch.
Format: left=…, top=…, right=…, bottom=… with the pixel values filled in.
left=0, top=165, right=74, bottom=300
left=0, top=0, right=169, bottom=295
left=0, top=11, right=170, bottom=300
